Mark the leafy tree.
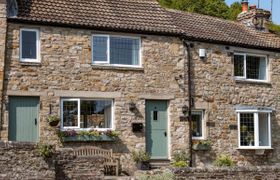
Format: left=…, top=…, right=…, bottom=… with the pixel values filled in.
left=158, top=0, right=240, bottom=20
left=228, top=2, right=242, bottom=20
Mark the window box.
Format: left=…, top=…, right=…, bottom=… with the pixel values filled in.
left=237, top=108, right=272, bottom=149
left=234, top=53, right=268, bottom=82
left=61, top=134, right=117, bottom=142
left=192, top=140, right=211, bottom=151
left=192, top=143, right=211, bottom=151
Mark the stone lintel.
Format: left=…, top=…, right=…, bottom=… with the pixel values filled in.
left=6, top=90, right=46, bottom=97
left=54, top=90, right=122, bottom=99
left=139, top=93, right=175, bottom=100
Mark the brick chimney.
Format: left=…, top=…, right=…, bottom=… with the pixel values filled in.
left=241, top=0, right=249, bottom=12
left=237, top=1, right=271, bottom=32
left=0, top=0, right=7, bottom=135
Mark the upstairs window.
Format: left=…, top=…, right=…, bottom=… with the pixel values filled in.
left=234, top=53, right=268, bottom=81
left=237, top=111, right=271, bottom=149
left=92, top=35, right=140, bottom=67
left=20, top=29, right=40, bottom=62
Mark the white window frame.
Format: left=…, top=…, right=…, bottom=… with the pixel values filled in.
left=92, top=34, right=142, bottom=68
left=234, top=53, right=269, bottom=82
left=191, top=110, right=205, bottom=140
left=20, top=28, right=40, bottom=63
left=237, top=110, right=272, bottom=149
left=60, top=98, right=114, bottom=131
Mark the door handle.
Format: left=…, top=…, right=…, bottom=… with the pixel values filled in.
left=35, top=118, right=37, bottom=125
left=164, top=131, right=167, bottom=137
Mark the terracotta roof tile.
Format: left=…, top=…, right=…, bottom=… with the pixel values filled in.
left=168, top=10, right=280, bottom=51
left=8, top=0, right=280, bottom=51
left=10, top=0, right=181, bottom=35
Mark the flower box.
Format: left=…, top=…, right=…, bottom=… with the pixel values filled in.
left=192, top=143, right=211, bottom=151
left=62, top=134, right=117, bottom=142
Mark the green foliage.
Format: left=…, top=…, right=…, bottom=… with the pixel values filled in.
left=47, top=115, right=60, bottom=122
left=214, top=154, right=235, bottom=167
left=227, top=2, right=242, bottom=20
left=172, top=151, right=189, bottom=167
left=158, top=0, right=242, bottom=20
left=173, top=151, right=189, bottom=162
left=268, top=23, right=280, bottom=34
left=132, top=149, right=151, bottom=163
left=139, top=171, right=175, bottom=180
left=37, top=143, right=54, bottom=159
left=173, top=160, right=188, bottom=168
left=195, top=140, right=211, bottom=146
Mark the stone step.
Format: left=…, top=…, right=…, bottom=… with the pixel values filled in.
left=149, top=159, right=170, bottom=169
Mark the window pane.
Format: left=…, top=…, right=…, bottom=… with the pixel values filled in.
left=21, top=30, right=37, bottom=59
left=110, top=37, right=140, bottom=65
left=92, top=36, right=108, bottom=62
left=234, top=55, right=244, bottom=77
left=240, top=113, right=255, bottom=146
left=259, top=113, right=269, bottom=146
left=62, top=101, right=78, bottom=127
left=80, top=100, right=112, bottom=129
left=192, top=111, right=203, bottom=137
left=246, top=56, right=266, bottom=80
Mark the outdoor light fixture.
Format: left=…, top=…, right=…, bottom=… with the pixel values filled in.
left=129, top=101, right=136, bottom=112
left=182, top=105, right=189, bottom=116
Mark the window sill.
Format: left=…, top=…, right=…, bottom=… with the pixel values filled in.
left=19, top=62, right=41, bottom=66
left=91, top=64, right=144, bottom=71
left=61, top=134, right=117, bottom=142
left=235, top=79, right=271, bottom=85
left=237, top=147, right=273, bottom=150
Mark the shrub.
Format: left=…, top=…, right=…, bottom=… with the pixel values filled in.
left=172, top=151, right=189, bottom=168
left=132, top=149, right=150, bottom=163
left=47, top=115, right=60, bottom=122
left=37, top=143, right=54, bottom=159
left=214, top=154, right=235, bottom=167
left=139, top=171, right=175, bottom=180
left=173, top=161, right=188, bottom=168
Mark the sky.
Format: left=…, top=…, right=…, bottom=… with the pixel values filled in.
left=225, top=0, right=280, bottom=24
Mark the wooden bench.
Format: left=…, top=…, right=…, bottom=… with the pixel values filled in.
left=73, top=147, right=120, bottom=176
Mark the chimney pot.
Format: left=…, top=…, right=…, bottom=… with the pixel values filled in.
left=241, top=0, right=249, bottom=12
left=250, top=5, right=257, bottom=11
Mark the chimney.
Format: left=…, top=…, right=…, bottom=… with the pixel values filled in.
left=237, top=1, right=271, bottom=32
left=241, top=0, right=249, bottom=12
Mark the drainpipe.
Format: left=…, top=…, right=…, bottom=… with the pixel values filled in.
left=182, top=39, right=193, bottom=167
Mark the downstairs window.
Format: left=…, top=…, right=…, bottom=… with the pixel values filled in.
left=237, top=111, right=271, bottom=149
left=61, top=99, right=113, bottom=130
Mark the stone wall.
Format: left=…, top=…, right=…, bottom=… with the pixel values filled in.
left=190, top=42, right=280, bottom=167
left=0, top=141, right=105, bottom=179
left=0, top=141, right=55, bottom=179
left=0, top=0, right=7, bottom=139
left=2, top=23, right=188, bottom=172
left=174, top=167, right=280, bottom=180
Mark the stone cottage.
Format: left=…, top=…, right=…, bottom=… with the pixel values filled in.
left=0, top=0, right=280, bottom=172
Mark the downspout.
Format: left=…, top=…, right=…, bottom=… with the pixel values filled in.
left=182, top=39, right=193, bottom=167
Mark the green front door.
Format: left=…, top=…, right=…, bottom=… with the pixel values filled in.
left=146, top=100, right=168, bottom=159
left=9, top=96, right=39, bottom=142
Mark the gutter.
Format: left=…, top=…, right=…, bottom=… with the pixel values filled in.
left=182, top=39, right=193, bottom=167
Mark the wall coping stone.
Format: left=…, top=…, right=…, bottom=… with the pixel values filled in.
left=0, top=141, right=36, bottom=148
